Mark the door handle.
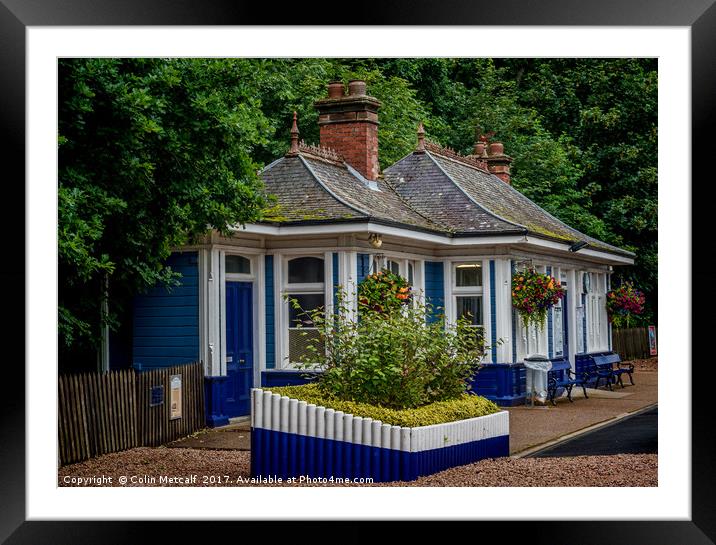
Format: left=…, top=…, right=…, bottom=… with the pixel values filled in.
left=239, top=359, right=246, bottom=364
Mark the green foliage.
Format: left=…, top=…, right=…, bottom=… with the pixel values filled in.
left=288, top=287, right=487, bottom=409
left=59, top=58, right=270, bottom=351
left=357, top=268, right=412, bottom=315
left=265, top=383, right=501, bottom=427
left=59, top=57, right=658, bottom=363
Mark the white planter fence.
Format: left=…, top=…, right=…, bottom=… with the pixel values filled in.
left=251, top=388, right=509, bottom=482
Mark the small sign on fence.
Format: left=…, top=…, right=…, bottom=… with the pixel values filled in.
left=648, top=325, right=658, bottom=356
left=150, top=385, right=164, bottom=406
left=170, top=374, right=182, bottom=420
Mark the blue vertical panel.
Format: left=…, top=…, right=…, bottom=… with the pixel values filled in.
left=489, top=260, right=497, bottom=363
left=132, top=252, right=199, bottom=369
left=424, top=261, right=445, bottom=324
left=510, top=261, right=517, bottom=363
left=265, top=255, right=275, bottom=369
left=332, top=252, right=339, bottom=313
left=225, top=282, right=253, bottom=417
left=547, top=266, right=554, bottom=359
left=357, top=253, right=370, bottom=284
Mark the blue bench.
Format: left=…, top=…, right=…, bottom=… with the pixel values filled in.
left=547, top=359, right=589, bottom=406
left=584, top=352, right=635, bottom=390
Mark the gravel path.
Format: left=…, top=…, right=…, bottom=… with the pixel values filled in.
left=59, top=448, right=656, bottom=487
left=630, top=356, right=657, bottom=371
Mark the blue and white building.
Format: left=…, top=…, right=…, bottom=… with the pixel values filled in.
left=121, top=80, right=634, bottom=426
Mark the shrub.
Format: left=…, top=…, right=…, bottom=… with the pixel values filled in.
left=265, top=383, right=501, bottom=427
left=288, top=286, right=487, bottom=409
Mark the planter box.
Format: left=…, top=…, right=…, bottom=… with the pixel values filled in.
left=250, top=388, right=509, bottom=483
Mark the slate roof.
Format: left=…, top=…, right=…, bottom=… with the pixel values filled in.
left=259, top=145, right=634, bottom=259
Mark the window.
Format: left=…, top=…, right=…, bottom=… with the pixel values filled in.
left=387, top=259, right=401, bottom=276
left=452, top=262, right=484, bottom=340
left=407, top=262, right=414, bottom=286
left=553, top=298, right=564, bottom=357
left=285, top=256, right=325, bottom=364
left=226, top=255, right=251, bottom=275
left=455, top=263, right=482, bottom=287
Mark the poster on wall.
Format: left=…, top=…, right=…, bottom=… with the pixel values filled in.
left=648, top=325, right=658, bottom=356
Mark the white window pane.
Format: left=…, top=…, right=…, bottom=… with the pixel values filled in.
left=388, top=260, right=400, bottom=275
left=408, top=262, right=414, bottom=286
left=456, top=295, right=483, bottom=325
left=288, top=328, right=323, bottom=363
left=456, top=263, right=482, bottom=287
left=226, top=255, right=250, bottom=274
left=288, top=293, right=325, bottom=327
left=288, top=257, right=324, bottom=284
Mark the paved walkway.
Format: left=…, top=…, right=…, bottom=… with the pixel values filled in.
left=508, top=368, right=657, bottom=455
left=167, top=366, right=658, bottom=456
left=530, top=406, right=657, bottom=457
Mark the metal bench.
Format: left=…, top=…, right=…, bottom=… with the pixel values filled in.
left=584, top=352, right=635, bottom=390
left=547, top=359, right=589, bottom=406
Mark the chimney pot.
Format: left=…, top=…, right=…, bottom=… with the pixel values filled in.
left=474, top=142, right=487, bottom=157
left=488, top=142, right=504, bottom=156
left=327, top=81, right=345, bottom=99
left=348, top=79, right=367, bottom=96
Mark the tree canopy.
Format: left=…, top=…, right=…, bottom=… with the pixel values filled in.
left=59, top=57, right=657, bottom=361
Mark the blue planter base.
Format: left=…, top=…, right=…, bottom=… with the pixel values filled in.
left=250, top=428, right=509, bottom=483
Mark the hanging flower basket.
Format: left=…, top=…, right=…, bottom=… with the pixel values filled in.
left=606, top=282, right=645, bottom=328
left=357, top=268, right=412, bottom=315
left=512, top=268, right=565, bottom=330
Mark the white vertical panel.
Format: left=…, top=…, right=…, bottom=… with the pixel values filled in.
left=391, top=426, right=401, bottom=452
left=279, top=396, right=289, bottom=433
left=334, top=411, right=344, bottom=442
left=325, top=408, right=335, bottom=441
left=271, top=394, right=281, bottom=431
left=288, top=398, right=298, bottom=434
left=353, top=417, right=363, bottom=446
left=343, top=414, right=353, bottom=444
left=362, top=418, right=373, bottom=447
left=381, top=424, right=391, bottom=450
left=252, top=389, right=262, bottom=429
left=307, top=404, right=316, bottom=438
left=262, top=390, right=272, bottom=432
left=297, top=401, right=307, bottom=436
left=316, top=406, right=326, bottom=439
left=372, top=421, right=382, bottom=448
left=401, top=427, right=411, bottom=453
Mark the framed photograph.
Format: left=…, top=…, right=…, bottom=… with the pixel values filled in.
left=4, top=0, right=711, bottom=542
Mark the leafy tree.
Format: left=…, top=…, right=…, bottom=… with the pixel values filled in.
left=59, top=58, right=270, bottom=359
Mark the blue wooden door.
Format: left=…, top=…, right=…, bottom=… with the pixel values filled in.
left=225, top=282, right=253, bottom=417
left=562, top=289, right=569, bottom=358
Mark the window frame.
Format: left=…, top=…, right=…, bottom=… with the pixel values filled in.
left=451, top=261, right=486, bottom=333
left=281, top=254, right=327, bottom=368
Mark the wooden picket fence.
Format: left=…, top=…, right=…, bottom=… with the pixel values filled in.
left=612, top=327, right=656, bottom=361
left=58, top=361, right=205, bottom=466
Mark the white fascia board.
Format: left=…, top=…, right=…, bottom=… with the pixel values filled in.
left=232, top=223, right=633, bottom=265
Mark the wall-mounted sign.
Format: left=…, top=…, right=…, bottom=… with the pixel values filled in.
left=150, top=385, right=164, bottom=407
left=170, top=374, right=182, bottom=420
left=648, top=326, right=658, bottom=356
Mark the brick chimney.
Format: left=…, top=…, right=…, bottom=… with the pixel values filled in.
left=485, top=141, right=513, bottom=185
left=314, top=80, right=381, bottom=180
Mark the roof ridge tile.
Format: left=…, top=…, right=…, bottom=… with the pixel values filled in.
left=424, top=140, right=489, bottom=172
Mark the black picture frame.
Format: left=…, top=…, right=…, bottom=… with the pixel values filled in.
left=2, top=1, right=711, bottom=543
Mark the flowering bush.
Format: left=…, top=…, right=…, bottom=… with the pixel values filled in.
left=512, top=268, right=565, bottom=330
left=289, top=289, right=486, bottom=409
left=606, top=282, right=645, bottom=328
left=357, top=268, right=412, bottom=315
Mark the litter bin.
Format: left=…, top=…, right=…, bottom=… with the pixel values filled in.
left=523, top=354, right=552, bottom=406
